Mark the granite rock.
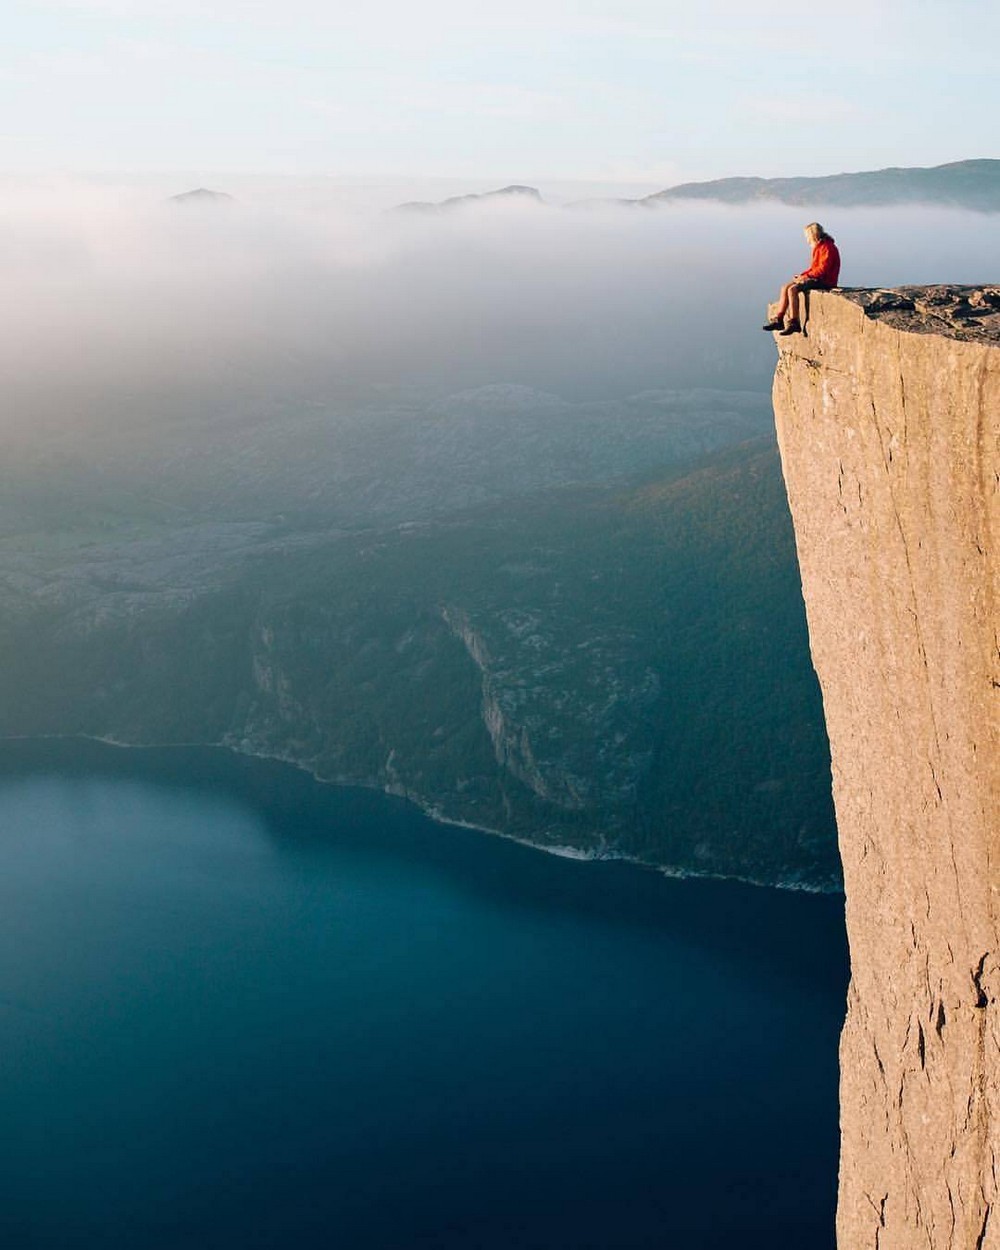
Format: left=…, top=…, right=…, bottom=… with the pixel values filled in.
left=771, top=288, right=999, bottom=1247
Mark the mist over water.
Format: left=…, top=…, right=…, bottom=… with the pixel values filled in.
left=2, top=186, right=995, bottom=444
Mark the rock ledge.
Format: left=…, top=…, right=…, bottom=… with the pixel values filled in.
left=834, top=284, right=1000, bottom=344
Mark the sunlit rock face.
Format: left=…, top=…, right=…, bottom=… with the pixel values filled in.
left=771, top=287, right=999, bottom=1248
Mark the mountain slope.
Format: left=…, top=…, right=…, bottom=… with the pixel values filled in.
left=644, top=158, right=1000, bottom=211
left=0, top=438, right=839, bottom=887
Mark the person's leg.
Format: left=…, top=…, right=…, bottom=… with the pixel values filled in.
left=777, top=281, right=808, bottom=334
left=775, top=281, right=793, bottom=318
left=763, top=281, right=794, bottom=329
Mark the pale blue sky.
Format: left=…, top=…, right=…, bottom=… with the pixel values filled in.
left=3, top=0, right=998, bottom=186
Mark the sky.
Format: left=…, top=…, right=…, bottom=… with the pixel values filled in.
left=3, top=0, right=999, bottom=188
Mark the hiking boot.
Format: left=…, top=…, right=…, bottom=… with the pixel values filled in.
left=778, top=320, right=802, bottom=335
left=762, top=320, right=783, bottom=331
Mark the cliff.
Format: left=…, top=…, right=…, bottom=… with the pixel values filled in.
left=771, top=287, right=999, bottom=1247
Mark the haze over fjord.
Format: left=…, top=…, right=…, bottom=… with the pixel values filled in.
left=2, top=188, right=995, bottom=450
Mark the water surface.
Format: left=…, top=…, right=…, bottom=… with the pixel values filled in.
left=0, top=739, right=847, bottom=1249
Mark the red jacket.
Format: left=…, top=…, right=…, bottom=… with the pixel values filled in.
left=797, top=237, right=840, bottom=287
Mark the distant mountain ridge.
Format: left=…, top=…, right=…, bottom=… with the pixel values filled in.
left=388, top=161, right=999, bottom=214
left=394, top=184, right=544, bottom=213
left=642, top=158, right=1000, bottom=211
left=169, top=162, right=999, bottom=216
left=168, top=187, right=235, bottom=206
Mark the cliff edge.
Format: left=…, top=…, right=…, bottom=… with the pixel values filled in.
left=771, top=286, right=999, bottom=1248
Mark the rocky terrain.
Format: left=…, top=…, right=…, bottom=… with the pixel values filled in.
left=0, top=386, right=770, bottom=532
left=771, top=287, right=999, bottom=1246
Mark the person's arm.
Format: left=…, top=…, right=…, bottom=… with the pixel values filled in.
left=797, top=241, right=831, bottom=282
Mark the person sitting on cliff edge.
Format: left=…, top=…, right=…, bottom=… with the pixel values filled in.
left=763, top=222, right=841, bottom=335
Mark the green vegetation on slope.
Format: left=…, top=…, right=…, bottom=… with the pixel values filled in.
left=0, top=437, right=838, bottom=887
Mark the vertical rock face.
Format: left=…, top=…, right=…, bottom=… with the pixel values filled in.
left=771, top=288, right=999, bottom=1249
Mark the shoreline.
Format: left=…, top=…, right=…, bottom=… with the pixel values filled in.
left=0, top=731, right=842, bottom=896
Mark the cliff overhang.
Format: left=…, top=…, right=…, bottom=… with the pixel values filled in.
left=771, top=286, right=999, bottom=1248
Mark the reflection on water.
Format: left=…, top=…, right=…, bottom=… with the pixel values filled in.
left=0, top=739, right=847, bottom=1250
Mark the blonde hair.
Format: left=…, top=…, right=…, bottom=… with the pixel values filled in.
left=804, top=222, right=827, bottom=243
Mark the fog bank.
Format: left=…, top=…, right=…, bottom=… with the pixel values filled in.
left=1, top=185, right=995, bottom=441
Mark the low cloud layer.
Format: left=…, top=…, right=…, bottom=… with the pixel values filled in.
left=2, top=183, right=995, bottom=444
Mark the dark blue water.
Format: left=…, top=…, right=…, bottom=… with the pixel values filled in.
left=0, top=739, right=847, bottom=1250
